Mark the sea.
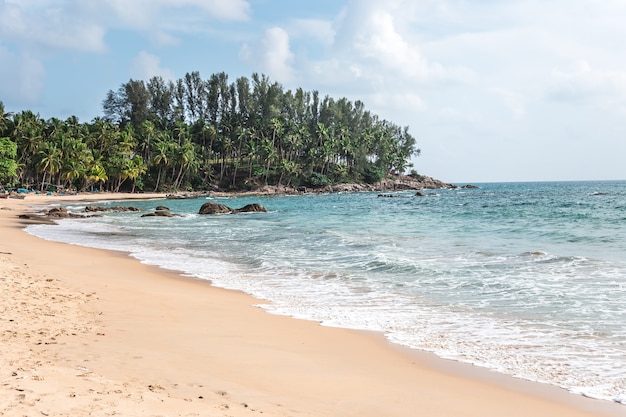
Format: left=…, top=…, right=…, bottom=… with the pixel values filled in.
left=25, top=181, right=626, bottom=404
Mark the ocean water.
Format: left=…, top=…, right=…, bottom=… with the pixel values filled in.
left=26, top=181, right=626, bottom=403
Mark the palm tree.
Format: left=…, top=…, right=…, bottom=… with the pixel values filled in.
left=139, top=120, right=157, bottom=164
left=261, top=136, right=276, bottom=185
left=61, top=159, right=86, bottom=190
left=173, top=140, right=196, bottom=190
left=337, top=126, right=353, bottom=167
left=269, top=117, right=283, bottom=164
left=36, top=142, right=62, bottom=190
left=12, top=110, right=44, bottom=184
left=151, top=138, right=171, bottom=191
left=245, top=126, right=259, bottom=180
left=0, top=101, right=13, bottom=136
left=124, top=155, right=147, bottom=193
left=85, top=162, right=108, bottom=192
left=88, top=117, right=117, bottom=153
left=231, top=126, right=248, bottom=187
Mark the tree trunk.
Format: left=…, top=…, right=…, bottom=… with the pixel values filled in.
left=153, top=167, right=162, bottom=191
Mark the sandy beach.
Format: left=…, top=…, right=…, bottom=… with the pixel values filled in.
left=1, top=193, right=623, bottom=417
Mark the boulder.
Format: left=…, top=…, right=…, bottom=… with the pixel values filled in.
left=141, top=211, right=178, bottom=218
left=47, top=207, right=69, bottom=217
left=198, top=202, right=233, bottom=214
left=231, top=203, right=268, bottom=214
left=198, top=202, right=268, bottom=214
left=43, top=206, right=92, bottom=219
left=155, top=205, right=170, bottom=211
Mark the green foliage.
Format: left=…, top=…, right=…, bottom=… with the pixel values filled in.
left=409, top=169, right=423, bottom=180
left=4, top=71, right=420, bottom=192
left=361, top=163, right=385, bottom=184
left=307, top=172, right=332, bottom=187
left=0, top=137, right=18, bottom=185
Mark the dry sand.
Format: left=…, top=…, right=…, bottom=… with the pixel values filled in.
left=0, top=193, right=623, bottom=417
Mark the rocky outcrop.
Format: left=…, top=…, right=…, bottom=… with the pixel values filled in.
left=207, top=175, right=466, bottom=197
left=166, top=191, right=210, bottom=199
left=376, top=175, right=456, bottom=191
left=46, top=207, right=92, bottom=219
left=84, top=205, right=141, bottom=213
left=18, top=206, right=98, bottom=222
left=198, top=202, right=267, bottom=215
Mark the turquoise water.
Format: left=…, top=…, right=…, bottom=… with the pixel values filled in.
left=27, top=181, right=626, bottom=403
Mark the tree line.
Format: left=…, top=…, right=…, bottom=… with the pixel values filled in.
left=0, top=72, right=420, bottom=192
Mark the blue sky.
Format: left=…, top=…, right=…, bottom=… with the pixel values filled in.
left=1, top=0, right=625, bottom=183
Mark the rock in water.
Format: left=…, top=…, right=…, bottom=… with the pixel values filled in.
left=47, top=207, right=69, bottom=217
left=141, top=211, right=177, bottom=217
left=198, top=202, right=233, bottom=214
left=232, top=203, right=267, bottom=214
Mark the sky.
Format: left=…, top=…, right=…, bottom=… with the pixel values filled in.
left=1, top=0, right=625, bottom=183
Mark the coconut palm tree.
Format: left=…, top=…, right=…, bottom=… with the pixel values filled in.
left=151, top=138, right=171, bottom=191
left=0, top=101, right=13, bottom=136
left=36, top=142, right=62, bottom=190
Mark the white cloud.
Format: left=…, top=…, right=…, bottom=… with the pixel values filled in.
left=151, top=31, right=182, bottom=47
left=181, top=0, right=250, bottom=21
left=288, top=18, right=335, bottom=45
left=241, top=27, right=294, bottom=83
left=368, top=92, right=426, bottom=113
left=0, top=0, right=251, bottom=52
left=549, top=61, right=626, bottom=106
left=351, top=11, right=428, bottom=78
left=104, top=0, right=250, bottom=30
left=131, top=51, right=175, bottom=81
left=0, top=0, right=107, bottom=52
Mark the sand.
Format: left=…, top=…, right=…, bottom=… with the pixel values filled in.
left=0, top=193, right=623, bottom=417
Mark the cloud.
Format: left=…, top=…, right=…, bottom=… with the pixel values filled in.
left=283, top=1, right=480, bottom=122
left=549, top=61, right=626, bottom=107
left=346, top=10, right=428, bottom=78
left=151, top=31, right=182, bottom=47
left=368, top=92, right=426, bottom=113
left=183, top=0, right=250, bottom=21
left=241, top=27, right=295, bottom=83
left=104, top=0, right=250, bottom=30
left=0, top=0, right=251, bottom=52
left=0, top=43, right=46, bottom=105
left=288, top=18, right=335, bottom=45
left=0, top=0, right=107, bottom=52
left=328, top=1, right=473, bottom=83
left=130, top=51, right=175, bottom=81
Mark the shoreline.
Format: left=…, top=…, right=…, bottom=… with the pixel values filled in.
left=1, top=193, right=623, bottom=416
